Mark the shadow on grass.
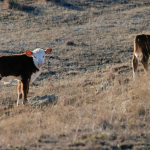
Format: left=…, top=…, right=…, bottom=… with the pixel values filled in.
left=9, top=2, right=36, bottom=12
left=48, top=0, right=84, bottom=11
left=28, top=94, right=60, bottom=107
left=3, top=0, right=41, bottom=14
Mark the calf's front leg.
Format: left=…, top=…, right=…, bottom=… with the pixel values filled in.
left=17, top=81, right=23, bottom=106
left=21, top=79, right=29, bottom=105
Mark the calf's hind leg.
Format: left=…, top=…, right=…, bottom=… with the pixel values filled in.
left=141, top=54, right=149, bottom=74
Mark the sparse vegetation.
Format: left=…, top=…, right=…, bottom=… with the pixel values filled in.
left=0, top=0, right=150, bottom=149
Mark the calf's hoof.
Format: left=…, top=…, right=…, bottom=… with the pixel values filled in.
left=17, top=99, right=23, bottom=106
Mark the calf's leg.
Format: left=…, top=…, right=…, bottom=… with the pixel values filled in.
left=21, top=79, right=29, bottom=105
left=132, top=54, right=139, bottom=79
left=141, top=54, right=149, bottom=74
left=17, top=81, right=23, bottom=106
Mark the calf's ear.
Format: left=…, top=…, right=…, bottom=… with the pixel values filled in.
left=45, top=48, right=52, bottom=54
left=25, top=50, right=33, bottom=57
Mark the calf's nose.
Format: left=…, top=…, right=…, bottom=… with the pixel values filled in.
left=38, top=63, right=43, bottom=68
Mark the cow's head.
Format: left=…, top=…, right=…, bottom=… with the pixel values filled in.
left=26, top=48, right=52, bottom=68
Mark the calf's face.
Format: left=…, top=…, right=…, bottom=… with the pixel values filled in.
left=26, top=48, right=52, bottom=68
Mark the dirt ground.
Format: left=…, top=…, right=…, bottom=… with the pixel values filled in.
left=0, top=0, right=150, bottom=149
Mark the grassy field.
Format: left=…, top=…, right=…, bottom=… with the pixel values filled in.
left=0, top=0, right=150, bottom=149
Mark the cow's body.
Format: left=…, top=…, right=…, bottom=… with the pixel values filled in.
left=132, top=34, right=150, bottom=78
left=0, top=48, right=52, bottom=105
left=0, top=54, right=39, bottom=82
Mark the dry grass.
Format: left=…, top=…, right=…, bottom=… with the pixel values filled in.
left=0, top=0, right=150, bottom=148
left=0, top=69, right=150, bottom=147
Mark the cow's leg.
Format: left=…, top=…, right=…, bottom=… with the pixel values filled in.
left=21, top=79, right=29, bottom=105
left=141, top=54, right=149, bottom=74
left=132, top=53, right=139, bottom=79
left=17, top=81, right=23, bottom=106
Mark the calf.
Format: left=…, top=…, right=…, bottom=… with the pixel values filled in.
left=0, top=48, right=52, bottom=106
left=132, top=34, right=150, bottom=78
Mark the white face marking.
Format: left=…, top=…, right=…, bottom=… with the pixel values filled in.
left=2, top=75, right=22, bottom=84
left=32, top=48, right=46, bottom=69
left=30, top=68, right=41, bottom=83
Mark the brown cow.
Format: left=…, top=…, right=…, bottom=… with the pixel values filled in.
left=132, top=34, right=150, bottom=78
left=0, top=48, right=52, bottom=106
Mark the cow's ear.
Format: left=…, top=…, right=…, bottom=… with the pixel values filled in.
left=45, top=48, right=52, bottom=54
left=25, top=50, right=33, bottom=57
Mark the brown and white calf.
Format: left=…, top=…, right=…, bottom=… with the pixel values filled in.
left=132, top=34, right=150, bottom=78
left=0, top=48, right=52, bottom=106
